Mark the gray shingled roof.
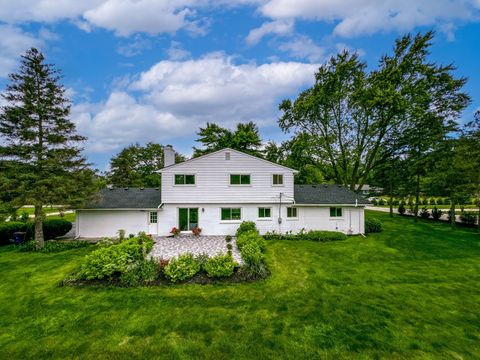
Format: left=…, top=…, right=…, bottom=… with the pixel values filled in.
left=294, top=184, right=370, bottom=205
left=82, top=188, right=161, bottom=209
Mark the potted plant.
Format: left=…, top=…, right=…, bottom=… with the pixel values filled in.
left=192, top=227, right=202, bottom=236
left=170, top=227, right=180, bottom=237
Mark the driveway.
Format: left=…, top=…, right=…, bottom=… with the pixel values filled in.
left=150, top=235, right=243, bottom=264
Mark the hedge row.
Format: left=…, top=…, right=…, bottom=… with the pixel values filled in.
left=263, top=230, right=347, bottom=241
left=0, top=219, right=72, bottom=245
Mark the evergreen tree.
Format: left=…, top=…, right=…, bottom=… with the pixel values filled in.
left=0, top=48, right=95, bottom=249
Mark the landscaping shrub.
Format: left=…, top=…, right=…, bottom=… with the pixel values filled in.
left=225, top=235, right=232, bottom=243
left=378, top=198, right=385, bottom=206
left=203, top=253, right=237, bottom=278
left=194, top=253, right=210, bottom=268
left=371, top=198, right=378, bottom=206
left=164, top=253, right=200, bottom=282
left=235, top=221, right=258, bottom=237
left=236, top=230, right=266, bottom=251
left=79, top=236, right=153, bottom=280
left=365, top=218, right=383, bottom=233
left=227, top=243, right=233, bottom=250
left=431, top=207, right=443, bottom=221
left=398, top=203, right=406, bottom=215
left=20, top=211, right=29, bottom=222
left=298, top=230, right=347, bottom=241
left=119, top=259, right=160, bottom=286
left=43, top=219, right=72, bottom=240
left=0, top=221, right=32, bottom=245
left=392, top=199, right=399, bottom=206
left=419, top=207, right=430, bottom=219
left=437, top=198, right=444, bottom=205
left=429, top=198, right=436, bottom=205
left=421, top=198, right=428, bottom=206
left=240, top=241, right=268, bottom=279
left=460, top=212, right=477, bottom=225
left=18, top=240, right=91, bottom=253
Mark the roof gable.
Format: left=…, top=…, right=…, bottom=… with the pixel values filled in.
left=159, top=148, right=298, bottom=173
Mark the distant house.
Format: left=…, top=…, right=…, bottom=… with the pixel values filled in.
left=356, top=184, right=384, bottom=196
left=76, top=147, right=369, bottom=237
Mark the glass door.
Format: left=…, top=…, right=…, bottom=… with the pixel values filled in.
left=178, top=208, right=199, bottom=231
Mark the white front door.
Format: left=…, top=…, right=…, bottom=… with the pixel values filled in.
left=148, top=211, right=158, bottom=235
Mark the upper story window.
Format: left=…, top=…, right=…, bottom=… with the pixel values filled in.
left=272, top=174, right=283, bottom=186
left=287, top=207, right=297, bottom=218
left=330, top=207, right=343, bottom=217
left=258, top=207, right=271, bottom=219
left=230, top=174, right=250, bottom=185
left=174, top=174, right=195, bottom=185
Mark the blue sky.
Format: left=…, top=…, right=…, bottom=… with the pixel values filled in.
left=0, top=0, right=479, bottom=170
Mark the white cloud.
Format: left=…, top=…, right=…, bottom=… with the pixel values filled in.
left=246, top=19, right=294, bottom=45
left=166, top=41, right=191, bottom=60
left=259, top=0, right=480, bottom=37
left=279, top=35, right=326, bottom=62
left=0, top=25, right=43, bottom=78
left=117, top=35, right=152, bottom=57
left=72, top=53, right=319, bottom=153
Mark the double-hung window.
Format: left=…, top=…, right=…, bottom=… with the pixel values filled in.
left=174, top=174, right=195, bottom=185
left=272, top=174, right=283, bottom=186
left=258, top=207, right=271, bottom=219
left=149, top=212, right=158, bottom=224
left=221, top=208, right=242, bottom=221
left=230, top=174, right=250, bottom=185
left=287, top=207, right=297, bottom=218
left=330, top=207, right=343, bottom=217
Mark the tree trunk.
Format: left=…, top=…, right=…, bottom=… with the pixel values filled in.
left=34, top=204, right=44, bottom=250
left=389, top=194, right=393, bottom=218
left=414, top=174, right=420, bottom=222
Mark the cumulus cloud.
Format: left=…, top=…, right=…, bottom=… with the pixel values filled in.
left=0, top=25, right=43, bottom=78
left=72, top=53, right=319, bottom=153
left=246, top=19, right=294, bottom=45
left=259, top=0, right=480, bottom=37
left=166, top=41, right=191, bottom=60
left=278, top=35, right=326, bottom=62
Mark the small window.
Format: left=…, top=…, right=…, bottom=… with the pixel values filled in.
left=330, top=207, right=342, bottom=217
left=221, top=208, right=242, bottom=221
left=149, top=212, right=157, bottom=224
left=230, top=174, right=250, bottom=185
left=225, top=152, right=231, bottom=160
left=273, top=174, right=283, bottom=185
left=287, top=207, right=297, bottom=218
left=174, top=174, right=195, bottom=185
left=258, top=207, right=271, bottom=218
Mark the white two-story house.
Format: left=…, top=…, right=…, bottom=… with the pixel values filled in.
left=76, top=146, right=368, bottom=238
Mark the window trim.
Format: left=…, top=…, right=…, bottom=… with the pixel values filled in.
left=329, top=207, right=343, bottom=218
left=258, top=207, right=272, bottom=220
left=272, top=173, right=284, bottom=187
left=229, top=173, right=251, bottom=186
left=149, top=211, right=158, bottom=224
left=220, top=207, right=242, bottom=222
left=173, top=174, right=196, bottom=186
left=286, top=207, right=298, bottom=219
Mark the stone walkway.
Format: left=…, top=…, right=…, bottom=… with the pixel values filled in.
left=150, top=234, right=243, bottom=264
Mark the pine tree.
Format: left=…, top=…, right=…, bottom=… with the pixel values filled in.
left=0, top=48, right=95, bottom=249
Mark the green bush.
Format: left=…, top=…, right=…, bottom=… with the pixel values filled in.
left=43, top=219, right=72, bottom=240
left=419, top=207, right=430, bottom=219
left=0, top=222, right=32, bottom=245
left=225, top=235, right=232, bottom=243
left=460, top=212, right=477, bottom=225
left=365, top=218, right=383, bottom=233
left=240, top=241, right=264, bottom=266
left=203, top=253, right=237, bottom=278
left=164, top=253, right=200, bottom=282
left=437, top=198, right=444, bottom=205
left=235, top=221, right=258, bottom=237
left=18, top=240, right=91, bottom=253
left=119, top=259, right=160, bottom=286
left=398, top=203, right=406, bottom=215
left=236, top=230, right=266, bottom=251
left=79, top=236, right=153, bottom=280
left=298, top=230, right=347, bottom=241
left=429, top=198, right=436, bottom=205
left=431, top=207, right=443, bottom=221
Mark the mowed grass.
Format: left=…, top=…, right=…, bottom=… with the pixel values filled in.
left=0, top=211, right=479, bottom=359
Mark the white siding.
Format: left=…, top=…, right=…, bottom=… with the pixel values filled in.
left=77, top=210, right=151, bottom=238
left=161, top=149, right=295, bottom=204
left=157, top=204, right=365, bottom=236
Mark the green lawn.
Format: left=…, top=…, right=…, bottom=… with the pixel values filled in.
left=0, top=211, right=479, bottom=359
left=47, top=212, right=76, bottom=222
left=18, top=206, right=63, bottom=215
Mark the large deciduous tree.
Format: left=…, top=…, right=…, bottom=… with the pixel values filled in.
left=193, top=121, right=262, bottom=157
left=0, top=48, right=96, bottom=249
left=278, top=32, right=470, bottom=193
left=107, top=143, right=185, bottom=187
